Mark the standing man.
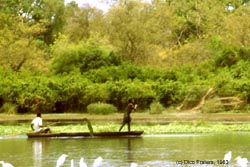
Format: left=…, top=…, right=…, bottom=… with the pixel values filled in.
left=119, top=99, right=137, bottom=132
left=31, top=113, right=51, bottom=133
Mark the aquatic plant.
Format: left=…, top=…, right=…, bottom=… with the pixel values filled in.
left=2, top=122, right=250, bottom=136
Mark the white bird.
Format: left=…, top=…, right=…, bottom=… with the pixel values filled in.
left=70, top=159, right=74, bottom=167
left=130, top=162, right=138, bottom=167
left=0, top=161, right=14, bottom=167
left=235, top=156, right=248, bottom=167
left=56, top=154, right=68, bottom=167
left=79, top=157, right=88, bottom=167
left=93, top=156, right=103, bottom=167
left=224, top=151, right=232, bottom=163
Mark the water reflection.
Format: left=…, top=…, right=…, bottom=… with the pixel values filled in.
left=1, top=133, right=250, bottom=167
left=125, top=138, right=135, bottom=165
left=32, top=140, right=42, bottom=167
left=29, top=138, right=52, bottom=167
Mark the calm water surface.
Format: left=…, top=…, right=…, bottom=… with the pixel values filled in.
left=0, top=133, right=250, bottom=167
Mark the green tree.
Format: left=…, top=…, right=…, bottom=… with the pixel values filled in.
left=106, top=1, right=153, bottom=64
left=0, top=13, right=47, bottom=71
left=64, top=3, right=105, bottom=42
left=0, top=0, right=65, bottom=45
left=50, top=37, right=120, bottom=74
left=219, top=6, right=250, bottom=47
left=30, top=0, right=65, bottom=45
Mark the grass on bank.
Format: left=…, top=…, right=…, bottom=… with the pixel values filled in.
left=1, top=121, right=250, bottom=136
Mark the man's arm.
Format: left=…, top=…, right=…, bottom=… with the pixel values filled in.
left=30, top=123, right=34, bottom=131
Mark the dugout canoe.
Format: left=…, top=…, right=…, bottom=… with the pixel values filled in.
left=26, top=131, right=144, bottom=138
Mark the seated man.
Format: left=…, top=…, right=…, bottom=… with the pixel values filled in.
left=31, top=113, right=51, bottom=133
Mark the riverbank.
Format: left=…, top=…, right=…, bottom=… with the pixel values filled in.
left=1, top=112, right=250, bottom=123
left=1, top=113, right=250, bottom=136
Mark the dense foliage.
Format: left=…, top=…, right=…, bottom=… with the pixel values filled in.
left=0, top=0, right=250, bottom=114
left=87, top=102, right=118, bottom=115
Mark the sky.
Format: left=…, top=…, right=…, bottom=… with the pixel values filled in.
left=64, top=0, right=152, bottom=12
left=64, top=0, right=112, bottom=12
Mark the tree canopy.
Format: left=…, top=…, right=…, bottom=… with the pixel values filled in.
left=1, top=0, right=250, bottom=113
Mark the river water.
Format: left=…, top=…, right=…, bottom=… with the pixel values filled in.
left=0, top=133, right=250, bottom=167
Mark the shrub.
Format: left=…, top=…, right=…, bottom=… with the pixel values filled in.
left=214, top=45, right=250, bottom=68
left=158, top=80, right=186, bottom=107
left=50, top=42, right=121, bottom=74
left=87, top=102, right=117, bottom=115
left=0, top=103, right=17, bottom=114
left=149, top=101, right=165, bottom=114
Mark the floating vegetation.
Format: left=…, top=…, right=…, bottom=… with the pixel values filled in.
left=1, top=122, right=250, bottom=136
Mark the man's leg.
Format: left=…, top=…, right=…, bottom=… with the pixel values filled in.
left=40, top=127, right=51, bottom=133
left=128, top=122, right=130, bottom=132
left=119, top=123, right=125, bottom=132
left=45, top=127, right=51, bottom=133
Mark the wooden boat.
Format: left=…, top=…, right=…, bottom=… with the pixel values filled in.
left=26, top=131, right=144, bottom=138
